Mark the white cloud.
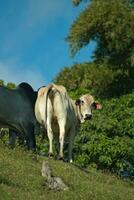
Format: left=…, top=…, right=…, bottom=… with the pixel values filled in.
left=0, top=59, right=46, bottom=90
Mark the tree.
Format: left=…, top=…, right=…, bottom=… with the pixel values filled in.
left=68, top=0, right=134, bottom=96
left=0, top=79, right=16, bottom=89
left=55, top=61, right=134, bottom=98
left=54, top=62, right=116, bottom=98
left=0, top=80, right=4, bottom=86
left=69, top=0, right=134, bottom=66
left=6, top=82, right=16, bottom=89
left=72, top=0, right=83, bottom=6
left=72, top=0, right=134, bottom=7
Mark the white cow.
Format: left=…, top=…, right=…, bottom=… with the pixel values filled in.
left=35, top=83, right=102, bottom=162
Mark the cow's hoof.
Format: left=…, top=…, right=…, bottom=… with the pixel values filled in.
left=57, top=155, right=64, bottom=161
left=48, top=153, right=54, bottom=158
left=69, top=159, right=73, bottom=163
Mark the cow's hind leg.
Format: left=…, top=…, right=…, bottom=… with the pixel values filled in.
left=47, top=128, right=54, bottom=157
left=58, top=119, right=66, bottom=160
left=47, top=122, right=54, bottom=157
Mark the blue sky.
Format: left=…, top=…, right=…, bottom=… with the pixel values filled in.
left=0, top=0, right=95, bottom=90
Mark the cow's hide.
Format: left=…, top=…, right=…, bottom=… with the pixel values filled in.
left=0, top=82, right=38, bottom=150
left=35, top=83, right=102, bottom=162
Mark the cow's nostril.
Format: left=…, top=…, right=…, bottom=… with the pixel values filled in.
left=85, top=114, right=92, bottom=120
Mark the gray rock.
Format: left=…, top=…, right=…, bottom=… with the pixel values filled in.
left=47, top=176, right=69, bottom=191
left=41, top=160, right=69, bottom=191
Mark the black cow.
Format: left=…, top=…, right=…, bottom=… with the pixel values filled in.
left=0, top=82, right=37, bottom=150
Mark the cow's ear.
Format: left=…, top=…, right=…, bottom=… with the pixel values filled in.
left=75, top=99, right=81, bottom=105
left=95, top=102, right=102, bottom=109
left=91, top=102, right=102, bottom=109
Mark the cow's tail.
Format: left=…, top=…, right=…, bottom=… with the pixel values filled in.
left=40, top=84, right=54, bottom=130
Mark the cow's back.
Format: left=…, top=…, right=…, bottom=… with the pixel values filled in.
left=0, top=83, right=36, bottom=132
left=17, top=82, right=37, bottom=108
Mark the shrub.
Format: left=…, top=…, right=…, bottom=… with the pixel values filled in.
left=73, top=92, right=134, bottom=178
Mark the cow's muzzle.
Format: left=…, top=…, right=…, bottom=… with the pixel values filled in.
left=84, top=114, right=92, bottom=120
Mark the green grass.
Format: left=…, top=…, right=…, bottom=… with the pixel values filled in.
left=0, top=142, right=134, bottom=200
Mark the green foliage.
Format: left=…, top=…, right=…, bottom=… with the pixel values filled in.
left=0, top=80, right=4, bottom=86
left=68, top=0, right=134, bottom=70
left=0, top=79, right=16, bottom=89
left=68, top=0, right=134, bottom=99
left=54, top=62, right=133, bottom=98
left=72, top=0, right=83, bottom=6
left=6, top=82, right=16, bottom=89
left=72, top=0, right=90, bottom=6
left=72, top=0, right=134, bottom=7
left=36, top=135, right=49, bottom=156
left=54, top=63, right=113, bottom=98
left=74, top=92, right=134, bottom=177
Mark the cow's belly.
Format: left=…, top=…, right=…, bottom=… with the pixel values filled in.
left=0, top=111, right=34, bottom=134
left=0, top=120, right=19, bottom=133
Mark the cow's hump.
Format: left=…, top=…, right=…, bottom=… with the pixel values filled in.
left=17, top=82, right=37, bottom=106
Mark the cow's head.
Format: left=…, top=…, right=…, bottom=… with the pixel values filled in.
left=75, top=94, right=102, bottom=123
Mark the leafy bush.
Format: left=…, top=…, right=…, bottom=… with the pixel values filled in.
left=73, top=92, right=134, bottom=178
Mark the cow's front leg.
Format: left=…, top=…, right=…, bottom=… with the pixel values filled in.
left=26, top=124, right=36, bottom=151
left=68, top=127, right=76, bottom=163
left=8, top=129, right=17, bottom=148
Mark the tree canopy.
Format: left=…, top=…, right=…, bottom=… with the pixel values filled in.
left=56, top=0, right=134, bottom=98
left=72, top=0, right=134, bottom=7
left=69, top=0, right=134, bottom=69
left=0, top=79, right=16, bottom=89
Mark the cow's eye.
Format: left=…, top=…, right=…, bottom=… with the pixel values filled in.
left=81, top=100, right=84, bottom=105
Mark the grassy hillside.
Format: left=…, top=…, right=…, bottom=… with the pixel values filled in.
left=0, top=142, right=134, bottom=200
